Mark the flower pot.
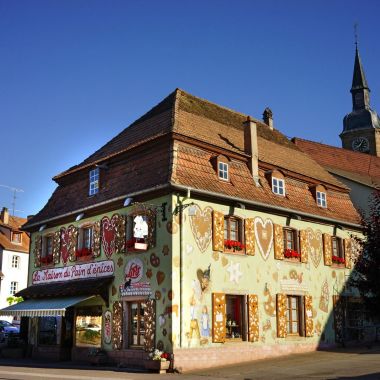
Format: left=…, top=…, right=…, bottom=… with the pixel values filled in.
left=145, top=360, right=170, bottom=374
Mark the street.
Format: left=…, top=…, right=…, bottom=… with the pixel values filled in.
left=0, top=346, right=379, bottom=379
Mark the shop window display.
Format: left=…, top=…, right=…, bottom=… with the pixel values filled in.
left=128, top=301, right=146, bottom=347
left=75, top=307, right=102, bottom=347
left=225, top=295, right=244, bottom=340
left=38, top=317, right=58, bottom=345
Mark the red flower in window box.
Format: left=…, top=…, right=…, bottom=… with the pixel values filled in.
left=224, top=240, right=245, bottom=252
left=332, top=255, right=345, bottom=264
left=41, top=254, right=53, bottom=265
left=75, top=248, right=92, bottom=258
left=284, top=249, right=301, bottom=259
left=125, top=238, right=136, bottom=249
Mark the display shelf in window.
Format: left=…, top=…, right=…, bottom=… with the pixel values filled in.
left=126, top=210, right=156, bottom=252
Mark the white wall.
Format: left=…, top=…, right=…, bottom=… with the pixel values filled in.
left=0, top=249, right=29, bottom=323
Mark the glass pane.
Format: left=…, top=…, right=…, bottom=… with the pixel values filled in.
left=291, top=297, right=297, bottom=308
left=292, top=309, right=298, bottom=320
left=292, top=322, right=298, bottom=333
left=39, top=317, right=58, bottom=345
left=75, top=313, right=102, bottom=348
left=224, top=219, right=228, bottom=239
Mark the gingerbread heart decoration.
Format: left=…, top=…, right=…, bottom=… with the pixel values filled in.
left=101, top=214, right=126, bottom=258
left=189, top=205, right=213, bottom=253
left=307, top=228, right=323, bottom=268
left=254, top=217, right=273, bottom=261
left=60, top=227, right=70, bottom=264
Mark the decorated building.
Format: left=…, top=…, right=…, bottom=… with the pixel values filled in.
left=0, top=89, right=362, bottom=371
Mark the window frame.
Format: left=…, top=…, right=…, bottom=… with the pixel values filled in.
left=225, top=294, right=246, bottom=341
left=316, top=191, right=327, bottom=208
left=223, top=216, right=244, bottom=253
left=76, top=225, right=94, bottom=259
left=218, top=161, right=229, bottom=181
left=272, top=177, right=285, bottom=196
left=89, top=167, right=100, bottom=196
left=41, top=234, right=54, bottom=265
left=283, top=228, right=300, bottom=261
left=331, top=236, right=345, bottom=265
left=286, top=295, right=303, bottom=336
left=9, top=281, right=18, bottom=296
left=11, top=255, right=20, bottom=269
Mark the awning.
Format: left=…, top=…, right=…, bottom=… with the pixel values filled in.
left=0, top=295, right=95, bottom=317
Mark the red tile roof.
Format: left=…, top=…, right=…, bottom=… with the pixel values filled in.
left=24, top=89, right=361, bottom=228
left=293, top=138, right=380, bottom=187
left=0, top=215, right=30, bottom=253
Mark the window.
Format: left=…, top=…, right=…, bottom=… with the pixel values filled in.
left=89, top=167, right=99, bottom=196
left=128, top=301, right=146, bottom=347
left=76, top=226, right=93, bottom=258
left=10, top=281, right=18, bottom=295
left=332, top=237, right=345, bottom=265
left=11, top=255, right=20, bottom=269
left=286, top=295, right=301, bottom=335
left=218, top=162, right=229, bottom=181
left=226, top=295, right=244, bottom=339
left=11, top=232, right=22, bottom=244
left=317, top=191, right=327, bottom=208
left=41, top=235, right=53, bottom=265
left=272, top=177, right=285, bottom=196
left=126, top=212, right=155, bottom=251
left=283, top=228, right=300, bottom=260
left=75, top=307, right=102, bottom=348
left=224, top=216, right=244, bottom=252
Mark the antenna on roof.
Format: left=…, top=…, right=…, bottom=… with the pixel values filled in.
left=354, top=22, right=359, bottom=49
left=0, top=184, right=24, bottom=216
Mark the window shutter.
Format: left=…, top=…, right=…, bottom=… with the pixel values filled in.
left=304, top=295, right=314, bottom=337
left=276, top=293, right=287, bottom=338
left=323, top=233, right=332, bottom=266
left=68, top=225, right=78, bottom=262
left=112, top=301, right=123, bottom=350
left=300, top=230, right=308, bottom=263
left=344, top=239, right=351, bottom=269
left=212, top=293, right=226, bottom=343
left=114, top=214, right=126, bottom=254
left=33, top=235, right=42, bottom=267
left=245, top=218, right=255, bottom=255
left=92, top=220, right=101, bottom=257
left=212, top=211, right=225, bottom=252
left=248, top=294, right=259, bottom=342
left=52, top=231, right=61, bottom=264
left=147, top=210, right=156, bottom=249
left=144, top=299, right=156, bottom=352
left=274, top=224, right=284, bottom=260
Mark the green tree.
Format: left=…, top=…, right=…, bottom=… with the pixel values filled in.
left=6, top=296, right=23, bottom=306
left=350, top=188, right=380, bottom=319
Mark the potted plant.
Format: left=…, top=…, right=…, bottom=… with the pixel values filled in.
left=145, top=349, right=171, bottom=374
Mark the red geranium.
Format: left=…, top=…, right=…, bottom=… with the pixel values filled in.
left=332, top=255, right=345, bottom=264
left=284, top=249, right=301, bottom=259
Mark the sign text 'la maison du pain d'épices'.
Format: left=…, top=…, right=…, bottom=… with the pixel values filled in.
left=31, top=260, right=115, bottom=284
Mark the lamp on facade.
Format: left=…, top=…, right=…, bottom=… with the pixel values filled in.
left=75, top=213, right=84, bottom=221
left=123, top=197, right=133, bottom=207
left=38, top=224, right=47, bottom=232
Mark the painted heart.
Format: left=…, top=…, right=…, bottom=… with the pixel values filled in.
left=189, top=205, right=213, bottom=253
left=101, top=216, right=116, bottom=258
left=307, top=228, right=323, bottom=268
left=254, top=217, right=273, bottom=261
left=60, top=227, right=70, bottom=264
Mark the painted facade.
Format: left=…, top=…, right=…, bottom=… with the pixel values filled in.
left=1, top=89, right=364, bottom=372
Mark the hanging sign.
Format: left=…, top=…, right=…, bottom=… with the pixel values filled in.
left=32, top=260, right=115, bottom=284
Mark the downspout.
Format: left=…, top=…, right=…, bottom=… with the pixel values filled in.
left=178, top=193, right=183, bottom=348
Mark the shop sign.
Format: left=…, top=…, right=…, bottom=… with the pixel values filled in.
left=119, top=281, right=152, bottom=297
left=32, top=260, right=115, bottom=284
left=124, top=258, right=144, bottom=284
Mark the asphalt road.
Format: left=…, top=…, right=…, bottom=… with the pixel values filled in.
left=0, top=346, right=379, bottom=379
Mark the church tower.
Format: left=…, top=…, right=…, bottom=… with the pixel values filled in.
left=340, top=46, right=380, bottom=155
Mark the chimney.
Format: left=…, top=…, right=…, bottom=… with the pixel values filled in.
left=244, top=116, right=260, bottom=186
left=263, top=107, right=274, bottom=130
left=1, top=207, right=9, bottom=225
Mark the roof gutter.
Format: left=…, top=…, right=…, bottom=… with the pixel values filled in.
left=23, top=184, right=171, bottom=230
left=170, top=183, right=362, bottom=230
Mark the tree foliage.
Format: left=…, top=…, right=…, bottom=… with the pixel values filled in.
left=350, top=188, right=380, bottom=319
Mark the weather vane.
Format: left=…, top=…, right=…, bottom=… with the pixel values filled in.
left=354, top=22, right=359, bottom=48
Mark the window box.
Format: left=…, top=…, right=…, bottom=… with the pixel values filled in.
left=332, top=255, right=345, bottom=265
left=284, top=249, right=301, bottom=260
left=40, top=255, right=54, bottom=266
left=224, top=240, right=245, bottom=254
left=75, top=248, right=93, bottom=261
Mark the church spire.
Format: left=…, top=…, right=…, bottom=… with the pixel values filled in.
left=350, top=45, right=371, bottom=111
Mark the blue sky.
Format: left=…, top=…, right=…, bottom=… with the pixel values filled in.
left=1, top=0, right=380, bottom=218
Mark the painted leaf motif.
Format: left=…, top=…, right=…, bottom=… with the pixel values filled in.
left=274, top=224, right=284, bottom=260
left=34, top=235, right=42, bottom=267
left=300, top=230, right=308, bottom=263
left=212, top=293, right=226, bottom=343
left=304, top=295, right=314, bottom=337
left=212, top=211, right=224, bottom=252
left=276, top=293, right=287, bottom=338
left=144, top=299, right=156, bottom=352
left=52, top=230, right=61, bottom=264
left=112, top=301, right=123, bottom=350
left=248, top=294, right=259, bottom=342
left=323, top=233, right=332, bottom=266
left=245, top=218, right=255, bottom=256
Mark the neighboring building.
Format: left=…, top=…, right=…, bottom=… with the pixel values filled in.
left=0, top=207, right=30, bottom=322
left=294, top=45, right=380, bottom=215
left=0, top=89, right=362, bottom=371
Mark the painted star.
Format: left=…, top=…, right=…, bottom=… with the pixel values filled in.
left=227, top=261, right=242, bottom=284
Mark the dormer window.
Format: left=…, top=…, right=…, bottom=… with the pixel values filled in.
left=218, top=162, right=229, bottom=181
left=316, top=191, right=327, bottom=208
left=89, top=168, right=99, bottom=196
left=311, top=184, right=327, bottom=208
left=11, top=232, right=22, bottom=244
left=272, top=177, right=285, bottom=196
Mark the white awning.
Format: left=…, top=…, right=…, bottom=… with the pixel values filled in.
left=0, top=296, right=95, bottom=317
